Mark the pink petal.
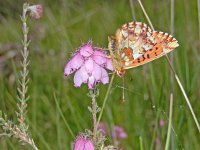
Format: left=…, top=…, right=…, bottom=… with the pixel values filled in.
left=106, top=59, right=114, bottom=71
left=29, top=5, right=43, bottom=19
left=115, top=126, right=123, bottom=132
left=64, top=53, right=84, bottom=76
left=84, top=58, right=94, bottom=74
left=80, top=44, right=94, bottom=57
left=74, top=69, right=83, bottom=87
left=92, top=63, right=102, bottom=81
left=93, top=52, right=107, bottom=66
left=97, top=122, right=107, bottom=135
left=64, top=61, right=73, bottom=76
left=119, top=132, right=128, bottom=139
left=79, top=66, right=89, bottom=83
left=100, top=68, right=109, bottom=84
left=88, top=76, right=95, bottom=89
left=114, top=126, right=128, bottom=139
left=85, top=141, right=95, bottom=150
left=74, top=137, right=85, bottom=150
left=159, top=119, right=165, bottom=128
left=93, top=49, right=107, bottom=57
left=70, top=53, right=84, bottom=69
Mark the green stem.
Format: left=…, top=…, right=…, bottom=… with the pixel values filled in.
left=139, top=136, right=144, bottom=150
left=97, top=74, right=115, bottom=127
left=54, top=93, right=75, bottom=138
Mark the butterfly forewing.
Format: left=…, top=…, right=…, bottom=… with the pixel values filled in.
left=123, top=31, right=179, bottom=69
left=116, top=22, right=157, bottom=66
left=108, top=21, right=179, bottom=76
left=118, top=22, right=179, bottom=69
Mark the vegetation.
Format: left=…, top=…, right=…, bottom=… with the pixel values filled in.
left=0, top=0, right=199, bottom=149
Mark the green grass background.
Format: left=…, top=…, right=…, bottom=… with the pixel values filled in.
left=0, top=0, right=200, bottom=149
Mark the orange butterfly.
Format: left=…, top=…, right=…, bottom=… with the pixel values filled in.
left=108, top=22, right=179, bottom=77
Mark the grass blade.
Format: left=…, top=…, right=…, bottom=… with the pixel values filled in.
left=165, top=94, right=174, bottom=150
left=53, top=93, right=75, bottom=138
left=139, top=136, right=144, bottom=150
left=97, top=74, right=115, bottom=127
left=137, top=0, right=200, bottom=133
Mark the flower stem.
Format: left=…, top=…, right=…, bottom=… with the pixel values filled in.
left=88, top=89, right=99, bottom=144
left=137, top=0, right=200, bottom=133
left=139, top=136, right=144, bottom=150
left=17, top=2, right=30, bottom=128
left=91, top=92, right=97, bottom=142
left=97, top=74, right=115, bottom=128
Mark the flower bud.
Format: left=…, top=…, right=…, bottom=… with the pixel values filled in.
left=28, top=5, right=43, bottom=19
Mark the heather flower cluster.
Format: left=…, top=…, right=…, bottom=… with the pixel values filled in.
left=64, top=42, right=113, bottom=89
left=98, top=122, right=127, bottom=140
left=112, top=125, right=128, bottom=140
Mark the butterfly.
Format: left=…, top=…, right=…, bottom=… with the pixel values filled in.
left=108, top=21, right=179, bottom=77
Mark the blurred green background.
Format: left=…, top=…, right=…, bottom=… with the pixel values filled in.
left=0, top=0, right=199, bottom=149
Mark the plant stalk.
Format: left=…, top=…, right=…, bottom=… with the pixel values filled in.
left=165, top=94, right=174, bottom=150
left=97, top=74, right=115, bottom=128
left=137, top=0, right=200, bottom=133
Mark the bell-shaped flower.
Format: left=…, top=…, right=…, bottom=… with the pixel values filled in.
left=28, top=4, right=43, bottom=19
left=64, top=42, right=113, bottom=89
left=74, top=136, right=94, bottom=150
left=112, top=125, right=128, bottom=139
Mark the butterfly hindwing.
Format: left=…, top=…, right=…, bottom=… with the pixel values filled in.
left=123, top=31, right=179, bottom=69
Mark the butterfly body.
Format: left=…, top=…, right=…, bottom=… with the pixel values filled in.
left=108, top=22, right=179, bottom=77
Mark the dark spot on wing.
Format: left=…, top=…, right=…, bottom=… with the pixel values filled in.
left=142, top=54, right=145, bottom=60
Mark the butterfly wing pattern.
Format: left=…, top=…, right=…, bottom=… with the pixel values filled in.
left=108, top=22, right=179, bottom=77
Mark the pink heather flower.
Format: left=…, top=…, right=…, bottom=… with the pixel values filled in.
left=74, top=136, right=94, bottom=150
left=64, top=42, right=113, bottom=89
left=154, top=137, right=161, bottom=148
left=159, top=119, right=165, bottom=128
left=28, top=4, right=43, bottom=19
left=112, top=126, right=127, bottom=140
left=97, top=122, right=107, bottom=135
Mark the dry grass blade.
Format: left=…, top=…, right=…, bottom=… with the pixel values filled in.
left=170, top=0, right=175, bottom=148
left=129, top=0, right=136, bottom=21
left=137, top=0, right=200, bottom=133
left=170, top=0, right=175, bottom=92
